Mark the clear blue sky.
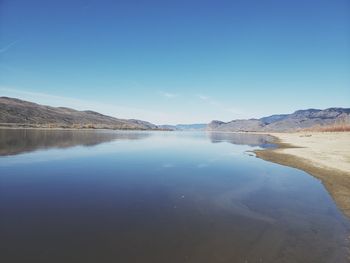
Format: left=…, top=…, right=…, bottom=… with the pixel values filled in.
left=1, top=0, right=349, bottom=124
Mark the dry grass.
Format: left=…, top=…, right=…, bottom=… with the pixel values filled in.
left=302, top=124, right=350, bottom=132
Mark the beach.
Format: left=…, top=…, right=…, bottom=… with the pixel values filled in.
left=256, top=132, right=350, bottom=218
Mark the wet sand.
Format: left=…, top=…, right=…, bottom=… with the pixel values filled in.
left=255, top=132, right=350, bottom=218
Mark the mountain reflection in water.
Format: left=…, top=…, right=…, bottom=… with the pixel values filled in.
left=208, top=132, right=275, bottom=148
left=0, top=130, right=348, bottom=263
left=0, top=129, right=151, bottom=156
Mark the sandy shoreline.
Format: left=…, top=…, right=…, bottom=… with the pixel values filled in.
left=255, top=132, right=350, bottom=218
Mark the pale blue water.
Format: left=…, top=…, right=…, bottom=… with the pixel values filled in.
left=0, top=129, right=348, bottom=263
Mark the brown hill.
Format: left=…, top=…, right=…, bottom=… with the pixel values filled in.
left=208, top=108, right=350, bottom=132
left=0, top=97, right=158, bottom=130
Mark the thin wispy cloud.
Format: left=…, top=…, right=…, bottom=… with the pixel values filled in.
left=160, top=91, right=178, bottom=99
left=196, top=94, right=221, bottom=107
left=0, top=40, right=19, bottom=54
left=197, top=95, right=209, bottom=101
left=225, top=107, right=246, bottom=115
left=196, top=94, right=248, bottom=119
left=82, top=2, right=93, bottom=9
left=162, top=163, right=175, bottom=168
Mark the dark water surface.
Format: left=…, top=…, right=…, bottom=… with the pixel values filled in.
left=0, top=129, right=348, bottom=263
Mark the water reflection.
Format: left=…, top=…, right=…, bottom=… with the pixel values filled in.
left=0, top=129, right=151, bottom=156
left=0, top=130, right=348, bottom=263
left=208, top=132, right=275, bottom=148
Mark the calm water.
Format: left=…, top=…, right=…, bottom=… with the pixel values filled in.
left=0, top=129, right=348, bottom=263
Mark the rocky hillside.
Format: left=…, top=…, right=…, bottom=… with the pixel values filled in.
left=0, top=97, right=158, bottom=130
left=208, top=108, right=350, bottom=132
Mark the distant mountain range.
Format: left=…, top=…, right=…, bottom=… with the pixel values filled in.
left=158, top=123, right=207, bottom=131
left=0, top=97, right=159, bottom=130
left=1, top=97, right=349, bottom=132
left=208, top=108, right=350, bottom=132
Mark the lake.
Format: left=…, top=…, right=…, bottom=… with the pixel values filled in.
left=0, top=129, right=348, bottom=263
